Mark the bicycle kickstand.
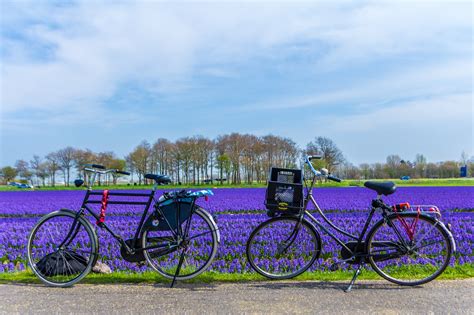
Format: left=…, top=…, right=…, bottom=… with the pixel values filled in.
left=170, top=248, right=186, bottom=288
left=344, top=264, right=363, bottom=293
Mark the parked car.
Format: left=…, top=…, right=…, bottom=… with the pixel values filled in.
left=400, top=176, right=411, bottom=180
left=8, top=182, right=33, bottom=189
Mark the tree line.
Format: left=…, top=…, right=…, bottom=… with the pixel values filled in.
left=0, top=133, right=471, bottom=186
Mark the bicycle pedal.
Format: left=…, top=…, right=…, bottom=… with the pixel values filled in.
left=329, top=263, right=339, bottom=272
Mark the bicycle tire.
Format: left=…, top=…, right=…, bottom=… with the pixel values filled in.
left=27, top=210, right=98, bottom=287
left=246, top=215, right=321, bottom=279
left=366, top=212, right=453, bottom=286
left=142, top=207, right=219, bottom=280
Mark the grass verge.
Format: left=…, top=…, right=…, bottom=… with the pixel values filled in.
left=1, top=265, right=472, bottom=285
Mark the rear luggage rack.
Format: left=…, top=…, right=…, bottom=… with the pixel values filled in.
left=392, top=203, right=442, bottom=219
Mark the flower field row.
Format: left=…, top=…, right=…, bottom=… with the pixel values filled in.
left=0, top=213, right=472, bottom=273
left=0, top=187, right=472, bottom=274
left=1, top=186, right=473, bottom=216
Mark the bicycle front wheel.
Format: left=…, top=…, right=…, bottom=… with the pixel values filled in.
left=142, top=207, right=219, bottom=280
left=246, top=216, right=321, bottom=279
left=27, top=210, right=98, bottom=287
left=366, top=213, right=452, bottom=286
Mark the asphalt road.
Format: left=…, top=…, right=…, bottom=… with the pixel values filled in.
left=0, top=279, right=473, bottom=314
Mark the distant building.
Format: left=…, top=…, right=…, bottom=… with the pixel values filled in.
left=460, top=165, right=467, bottom=177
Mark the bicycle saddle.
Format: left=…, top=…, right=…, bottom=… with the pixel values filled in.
left=364, top=181, right=396, bottom=196
left=145, top=174, right=171, bottom=184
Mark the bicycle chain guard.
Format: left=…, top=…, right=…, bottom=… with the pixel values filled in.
left=120, top=239, right=146, bottom=263
left=340, top=241, right=365, bottom=264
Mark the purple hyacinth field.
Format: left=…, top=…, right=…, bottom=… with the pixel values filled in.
left=0, top=187, right=473, bottom=273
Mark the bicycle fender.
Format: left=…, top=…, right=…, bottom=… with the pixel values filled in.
left=436, top=220, right=456, bottom=253
left=196, top=207, right=221, bottom=243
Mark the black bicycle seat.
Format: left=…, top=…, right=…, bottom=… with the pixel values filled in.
left=145, top=174, right=171, bottom=184
left=364, top=181, right=396, bottom=196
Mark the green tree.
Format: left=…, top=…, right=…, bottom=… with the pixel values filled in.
left=0, top=166, right=17, bottom=183
left=15, top=160, right=33, bottom=184
left=109, top=158, right=127, bottom=184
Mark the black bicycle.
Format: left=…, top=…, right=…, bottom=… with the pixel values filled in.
left=246, top=156, right=455, bottom=291
left=27, top=164, right=220, bottom=287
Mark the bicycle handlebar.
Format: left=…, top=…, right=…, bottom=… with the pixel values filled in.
left=84, top=166, right=130, bottom=176
left=304, top=156, right=321, bottom=176
left=304, top=156, right=342, bottom=182
left=116, top=170, right=130, bottom=176
left=83, top=163, right=106, bottom=169
left=327, top=174, right=342, bottom=183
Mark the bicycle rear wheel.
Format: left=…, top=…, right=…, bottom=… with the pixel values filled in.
left=142, top=207, right=218, bottom=280
left=27, top=210, right=98, bottom=287
left=366, top=213, right=452, bottom=286
left=246, top=216, right=321, bottom=279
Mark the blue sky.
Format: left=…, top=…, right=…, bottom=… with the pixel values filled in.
left=1, top=1, right=472, bottom=166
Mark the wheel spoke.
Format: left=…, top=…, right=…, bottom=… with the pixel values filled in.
left=246, top=217, right=319, bottom=279
left=367, top=215, right=451, bottom=285
left=28, top=212, right=95, bottom=286
left=142, top=208, right=217, bottom=280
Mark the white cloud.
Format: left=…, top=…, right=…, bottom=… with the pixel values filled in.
left=324, top=92, right=473, bottom=163
left=236, top=57, right=471, bottom=113
left=1, top=1, right=470, bottom=116
left=332, top=92, right=472, bottom=132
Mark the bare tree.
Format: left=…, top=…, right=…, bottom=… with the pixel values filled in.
left=56, top=147, right=76, bottom=186
left=306, top=137, right=344, bottom=173
left=37, top=162, right=49, bottom=186
left=439, top=161, right=459, bottom=178
left=175, top=138, right=193, bottom=184
left=46, top=152, right=61, bottom=186
left=359, top=163, right=371, bottom=180
left=30, top=155, right=43, bottom=186
left=127, top=141, right=151, bottom=184
left=73, top=149, right=97, bottom=181
left=109, top=158, right=127, bottom=184
left=460, top=151, right=469, bottom=165
left=15, top=160, right=33, bottom=184
left=384, top=154, right=402, bottom=178
left=152, top=138, right=173, bottom=175
left=414, top=154, right=427, bottom=178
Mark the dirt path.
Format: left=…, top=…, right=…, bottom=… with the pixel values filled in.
left=1, top=279, right=473, bottom=314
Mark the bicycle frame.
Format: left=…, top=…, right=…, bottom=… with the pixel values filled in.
left=79, top=189, right=156, bottom=253
left=299, top=158, right=405, bottom=262
left=249, top=158, right=453, bottom=292
left=69, top=171, right=200, bottom=256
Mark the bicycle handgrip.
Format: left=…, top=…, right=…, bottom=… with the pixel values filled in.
left=116, top=170, right=130, bottom=175
left=327, top=175, right=342, bottom=183
left=91, top=164, right=106, bottom=169
left=308, top=155, right=323, bottom=161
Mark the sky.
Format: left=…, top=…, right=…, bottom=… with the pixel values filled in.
left=0, top=0, right=472, bottom=166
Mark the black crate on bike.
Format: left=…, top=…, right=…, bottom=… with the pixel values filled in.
left=265, top=168, right=303, bottom=214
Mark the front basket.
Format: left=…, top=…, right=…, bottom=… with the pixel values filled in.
left=265, top=167, right=303, bottom=215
